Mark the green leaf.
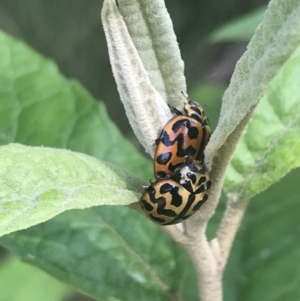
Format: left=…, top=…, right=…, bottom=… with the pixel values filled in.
left=207, top=0, right=300, bottom=159
left=0, top=29, right=151, bottom=180
left=0, top=256, right=71, bottom=301
left=210, top=7, right=266, bottom=43
left=238, top=168, right=300, bottom=300
left=0, top=30, right=152, bottom=236
left=225, top=38, right=300, bottom=198
left=0, top=12, right=198, bottom=301
left=1, top=206, right=198, bottom=301
left=0, top=143, right=145, bottom=237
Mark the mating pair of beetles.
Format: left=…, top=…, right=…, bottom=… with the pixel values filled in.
left=140, top=100, right=212, bottom=225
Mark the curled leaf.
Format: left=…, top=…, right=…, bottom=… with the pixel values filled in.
left=102, top=0, right=187, bottom=156
left=206, top=0, right=300, bottom=165
left=225, top=45, right=300, bottom=199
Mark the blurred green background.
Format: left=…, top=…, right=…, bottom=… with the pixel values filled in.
left=0, top=0, right=268, bottom=142
left=5, top=1, right=300, bottom=301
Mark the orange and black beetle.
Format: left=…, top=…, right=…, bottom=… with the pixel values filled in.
left=154, top=101, right=211, bottom=178
left=140, top=160, right=211, bottom=225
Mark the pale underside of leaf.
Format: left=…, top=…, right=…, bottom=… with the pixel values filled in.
left=0, top=144, right=145, bottom=237
left=118, top=0, right=187, bottom=107
left=102, top=0, right=174, bottom=157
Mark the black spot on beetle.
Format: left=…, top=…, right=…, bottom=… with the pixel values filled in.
left=157, top=120, right=201, bottom=162
left=198, top=176, right=207, bottom=186
left=188, top=173, right=197, bottom=184
left=181, top=181, right=193, bottom=193
left=148, top=194, right=177, bottom=218
left=168, top=161, right=186, bottom=173
left=141, top=199, right=154, bottom=211
left=163, top=193, right=196, bottom=225
left=157, top=206, right=177, bottom=217
left=156, top=171, right=168, bottom=178
left=156, top=152, right=172, bottom=165
left=172, top=119, right=199, bottom=140
left=159, top=182, right=174, bottom=193
left=191, top=106, right=202, bottom=115
left=189, top=112, right=202, bottom=123
left=146, top=185, right=156, bottom=197
left=195, top=185, right=206, bottom=194
left=176, top=144, right=197, bottom=158
left=172, top=119, right=188, bottom=133
left=170, top=189, right=183, bottom=207
left=207, top=180, right=212, bottom=190
left=149, top=214, right=166, bottom=223
left=187, top=127, right=199, bottom=139
left=157, top=130, right=173, bottom=147
left=158, top=131, right=185, bottom=149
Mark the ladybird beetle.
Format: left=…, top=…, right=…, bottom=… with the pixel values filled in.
left=140, top=161, right=211, bottom=225
left=154, top=101, right=211, bottom=179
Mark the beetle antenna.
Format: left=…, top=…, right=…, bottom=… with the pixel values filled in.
left=181, top=91, right=189, bottom=101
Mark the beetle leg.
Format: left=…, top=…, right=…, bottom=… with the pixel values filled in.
left=169, top=106, right=183, bottom=116
left=150, top=178, right=156, bottom=184
left=183, top=155, right=190, bottom=165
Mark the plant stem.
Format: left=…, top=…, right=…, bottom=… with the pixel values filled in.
left=185, top=228, right=223, bottom=301
left=216, top=198, right=249, bottom=271
left=166, top=109, right=258, bottom=301
left=181, top=199, right=248, bottom=301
